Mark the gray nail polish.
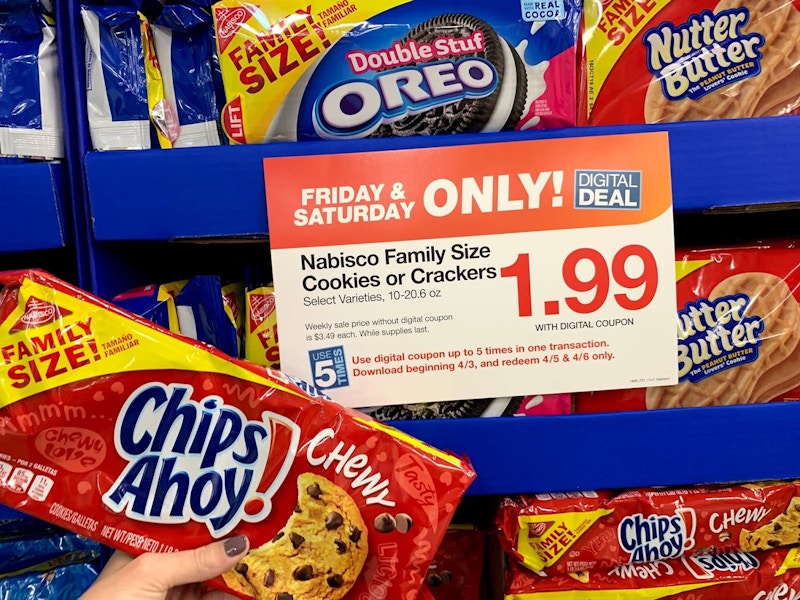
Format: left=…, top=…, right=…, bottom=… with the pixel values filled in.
left=224, top=535, right=247, bottom=557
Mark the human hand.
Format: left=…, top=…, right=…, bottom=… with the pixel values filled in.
left=79, top=535, right=249, bottom=600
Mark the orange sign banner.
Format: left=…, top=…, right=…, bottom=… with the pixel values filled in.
left=265, top=132, right=672, bottom=250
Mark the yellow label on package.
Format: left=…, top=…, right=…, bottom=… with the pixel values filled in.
left=212, top=0, right=406, bottom=144
left=245, top=285, right=280, bottom=367
left=516, top=509, right=613, bottom=571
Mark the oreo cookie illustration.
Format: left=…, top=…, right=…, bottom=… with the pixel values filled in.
left=369, top=13, right=528, bottom=137
left=366, top=397, right=522, bottom=421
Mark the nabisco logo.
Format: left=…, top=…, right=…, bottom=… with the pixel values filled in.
left=249, top=293, right=276, bottom=332
left=215, top=6, right=249, bottom=53
left=10, top=297, right=71, bottom=332
left=528, top=521, right=551, bottom=537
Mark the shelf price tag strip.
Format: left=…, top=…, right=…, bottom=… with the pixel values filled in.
left=264, top=132, right=678, bottom=407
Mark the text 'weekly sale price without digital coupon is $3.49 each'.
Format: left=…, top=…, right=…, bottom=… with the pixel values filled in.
left=264, top=132, right=678, bottom=408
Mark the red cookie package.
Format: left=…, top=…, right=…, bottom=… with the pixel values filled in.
left=497, top=482, right=800, bottom=576
left=0, top=270, right=476, bottom=600
left=505, top=547, right=800, bottom=599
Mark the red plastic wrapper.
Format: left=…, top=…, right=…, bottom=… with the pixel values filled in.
left=426, top=526, right=486, bottom=600
left=0, top=270, right=476, bottom=600
left=497, top=482, right=800, bottom=576
left=505, top=546, right=800, bottom=599
left=575, top=243, right=800, bottom=413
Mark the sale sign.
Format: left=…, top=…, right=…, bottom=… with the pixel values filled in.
left=264, top=132, right=677, bottom=407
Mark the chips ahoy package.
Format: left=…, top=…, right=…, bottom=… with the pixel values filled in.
left=0, top=269, right=475, bottom=600
left=211, top=0, right=581, bottom=144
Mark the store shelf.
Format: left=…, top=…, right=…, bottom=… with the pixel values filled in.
left=0, top=162, right=67, bottom=253
left=84, top=115, right=800, bottom=241
left=391, top=402, right=798, bottom=496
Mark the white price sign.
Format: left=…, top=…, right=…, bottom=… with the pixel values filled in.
left=264, top=133, right=677, bottom=407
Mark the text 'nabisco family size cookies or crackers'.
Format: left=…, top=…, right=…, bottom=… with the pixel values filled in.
left=0, top=269, right=476, bottom=600
left=576, top=242, right=800, bottom=413
left=212, top=0, right=582, bottom=143
left=581, top=0, right=800, bottom=125
left=497, top=482, right=800, bottom=577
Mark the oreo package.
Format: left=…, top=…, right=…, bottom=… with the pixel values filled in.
left=112, top=279, right=187, bottom=332
left=212, top=0, right=582, bottom=144
left=151, top=0, right=225, bottom=147
left=0, top=563, right=99, bottom=599
left=0, top=3, right=63, bottom=159
left=0, top=532, right=100, bottom=575
left=82, top=2, right=178, bottom=150
left=363, top=394, right=572, bottom=420
left=176, top=275, right=240, bottom=357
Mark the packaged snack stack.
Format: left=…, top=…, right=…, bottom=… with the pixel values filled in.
left=576, top=242, right=800, bottom=413
left=211, top=0, right=582, bottom=144
left=83, top=0, right=224, bottom=149
left=497, top=482, right=800, bottom=598
left=0, top=269, right=476, bottom=600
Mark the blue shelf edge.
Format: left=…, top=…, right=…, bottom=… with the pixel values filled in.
left=0, top=162, right=67, bottom=253
left=389, top=401, right=800, bottom=496
left=84, top=115, right=800, bottom=242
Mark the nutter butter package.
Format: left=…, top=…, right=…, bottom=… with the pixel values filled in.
left=497, top=482, right=800, bottom=577
left=576, top=243, right=800, bottom=413
left=211, top=0, right=582, bottom=144
left=0, top=269, right=475, bottom=600
left=581, top=0, right=800, bottom=125
left=505, top=546, right=800, bottom=599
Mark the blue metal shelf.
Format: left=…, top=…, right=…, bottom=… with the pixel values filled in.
left=0, top=162, right=67, bottom=253
left=84, top=115, right=800, bottom=241
left=390, top=402, right=799, bottom=496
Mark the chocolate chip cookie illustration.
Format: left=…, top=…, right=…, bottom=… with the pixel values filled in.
left=740, top=496, right=800, bottom=551
left=223, top=473, right=368, bottom=600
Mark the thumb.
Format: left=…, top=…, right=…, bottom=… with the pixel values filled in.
left=150, top=535, right=250, bottom=590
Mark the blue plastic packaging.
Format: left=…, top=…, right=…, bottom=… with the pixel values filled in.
left=0, top=3, right=63, bottom=158
left=0, top=562, right=99, bottom=599
left=175, top=275, right=239, bottom=357
left=152, top=1, right=223, bottom=146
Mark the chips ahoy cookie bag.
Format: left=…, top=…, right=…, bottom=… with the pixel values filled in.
left=0, top=270, right=476, bottom=600
left=211, top=0, right=581, bottom=144
left=582, top=0, right=800, bottom=125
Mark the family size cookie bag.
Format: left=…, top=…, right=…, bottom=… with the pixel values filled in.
left=504, top=546, right=800, bottom=599
left=497, top=482, right=800, bottom=577
left=0, top=270, right=476, bottom=600
left=211, top=0, right=581, bottom=144
left=582, top=0, right=800, bottom=125
left=576, top=243, right=800, bottom=412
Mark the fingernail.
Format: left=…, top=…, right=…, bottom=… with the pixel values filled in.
left=224, top=535, right=248, bottom=557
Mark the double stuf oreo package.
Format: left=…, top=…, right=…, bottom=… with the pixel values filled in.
left=576, top=242, right=800, bottom=413
left=0, top=270, right=476, bottom=600
left=211, top=0, right=582, bottom=143
left=582, top=0, right=800, bottom=125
